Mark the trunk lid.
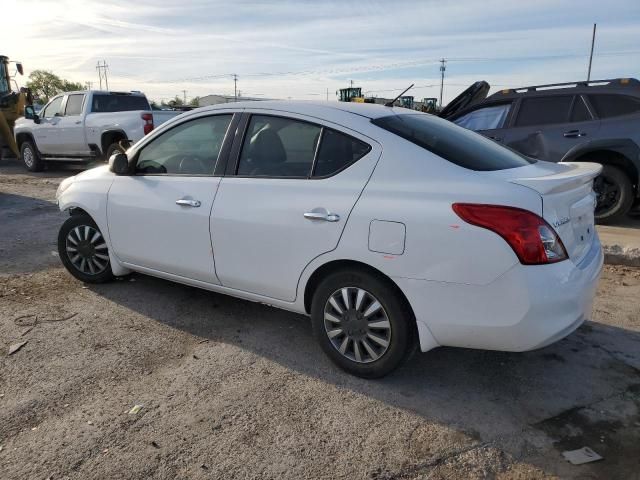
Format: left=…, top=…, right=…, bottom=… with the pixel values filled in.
left=502, top=161, right=602, bottom=263
left=438, top=81, right=490, bottom=119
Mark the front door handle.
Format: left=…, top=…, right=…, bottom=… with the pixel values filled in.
left=564, top=130, right=586, bottom=138
left=304, top=210, right=340, bottom=222
left=176, top=198, right=201, bottom=208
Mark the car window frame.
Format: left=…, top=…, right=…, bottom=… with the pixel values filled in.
left=41, top=95, right=64, bottom=119
left=130, top=112, right=239, bottom=177
left=63, top=93, right=86, bottom=117
left=511, top=94, right=575, bottom=128
left=568, top=95, right=595, bottom=123
left=226, top=112, right=372, bottom=180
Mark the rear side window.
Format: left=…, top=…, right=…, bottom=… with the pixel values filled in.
left=64, top=94, right=84, bottom=116
left=515, top=96, right=573, bottom=127
left=588, top=94, right=640, bottom=118
left=453, top=104, right=511, bottom=131
left=313, top=129, right=370, bottom=177
left=372, top=114, right=534, bottom=171
left=91, top=94, right=150, bottom=113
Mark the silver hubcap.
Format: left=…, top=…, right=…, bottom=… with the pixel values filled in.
left=66, top=225, right=109, bottom=275
left=324, top=287, right=392, bottom=364
left=23, top=147, right=34, bottom=167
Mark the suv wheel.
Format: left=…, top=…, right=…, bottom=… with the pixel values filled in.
left=58, top=214, right=114, bottom=283
left=310, top=269, right=416, bottom=378
left=594, top=165, right=634, bottom=223
left=21, top=140, right=44, bottom=172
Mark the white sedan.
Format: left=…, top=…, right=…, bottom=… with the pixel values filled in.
left=55, top=101, right=603, bottom=378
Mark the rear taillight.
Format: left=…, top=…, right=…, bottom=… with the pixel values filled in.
left=141, top=113, right=154, bottom=135
left=452, top=203, right=568, bottom=265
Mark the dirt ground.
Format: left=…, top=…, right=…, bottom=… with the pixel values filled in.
left=1, top=162, right=639, bottom=480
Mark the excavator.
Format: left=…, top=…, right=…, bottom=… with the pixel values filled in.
left=0, top=55, right=31, bottom=159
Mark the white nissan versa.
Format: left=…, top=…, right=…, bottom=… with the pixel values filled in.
left=55, top=101, right=603, bottom=378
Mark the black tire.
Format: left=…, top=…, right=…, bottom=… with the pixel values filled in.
left=310, top=269, right=417, bottom=378
left=105, top=142, right=126, bottom=162
left=21, top=140, right=44, bottom=172
left=58, top=214, right=114, bottom=284
left=594, top=165, right=634, bottom=224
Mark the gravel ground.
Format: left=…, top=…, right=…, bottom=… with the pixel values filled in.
left=1, top=161, right=639, bottom=480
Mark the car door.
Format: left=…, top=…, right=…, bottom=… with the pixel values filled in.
left=210, top=111, right=381, bottom=302
left=107, top=112, right=237, bottom=283
left=33, top=95, right=64, bottom=154
left=500, top=95, right=601, bottom=162
left=56, top=93, right=90, bottom=155
left=451, top=102, right=513, bottom=143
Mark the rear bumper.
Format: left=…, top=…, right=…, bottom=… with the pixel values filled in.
left=396, top=235, right=603, bottom=352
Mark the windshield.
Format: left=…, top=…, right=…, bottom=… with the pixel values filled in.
left=372, top=113, right=535, bottom=171
left=91, top=94, right=150, bottom=112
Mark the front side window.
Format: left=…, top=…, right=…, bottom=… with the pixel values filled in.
left=136, top=115, right=232, bottom=175
left=41, top=96, right=63, bottom=118
left=237, top=115, right=321, bottom=177
left=588, top=94, right=640, bottom=118
left=453, top=104, right=511, bottom=131
left=372, top=113, right=535, bottom=171
left=515, top=96, right=573, bottom=127
left=64, top=94, right=85, bottom=116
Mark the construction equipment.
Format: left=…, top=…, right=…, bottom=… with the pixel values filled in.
left=421, top=97, right=438, bottom=113
left=0, top=55, right=31, bottom=158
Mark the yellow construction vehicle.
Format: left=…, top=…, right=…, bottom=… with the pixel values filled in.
left=0, top=55, right=31, bottom=159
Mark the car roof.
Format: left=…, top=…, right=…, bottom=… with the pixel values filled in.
left=196, top=100, right=413, bottom=119
left=487, top=78, right=640, bottom=101
left=59, top=90, right=147, bottom=97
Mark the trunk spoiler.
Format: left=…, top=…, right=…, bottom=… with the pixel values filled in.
left=508, top=162, right=602, bottom=195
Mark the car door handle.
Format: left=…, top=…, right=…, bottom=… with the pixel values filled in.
left=74, top=121, right=82, bottom=125
left=487, top=135, right=502, bottom=142
left=563, top=130, right=586, bottom=138
left=304, top=211, right=340, bottom=222
left=176, top=198, right=201, bottom=208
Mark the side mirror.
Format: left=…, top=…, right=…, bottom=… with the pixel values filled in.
left=24, top=105, right=35, bottom=120
left=16, top=63, right=23, bottom=76
left=109, top=152, right=130, bottom=175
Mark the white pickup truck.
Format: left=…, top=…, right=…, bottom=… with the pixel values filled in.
left=13, top=90, right=182, bottom=171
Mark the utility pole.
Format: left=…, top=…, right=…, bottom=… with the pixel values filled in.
left=96, top=60, right=109, bottom=90
left=587, top=23, right=597, bottom=82
left=233, top=74, right=238, bottom=101
left=181, top=90, right=187, bottom=104
left=439, top=58, right=446, bottom=108
left=326, top=87, right=329, bottom=101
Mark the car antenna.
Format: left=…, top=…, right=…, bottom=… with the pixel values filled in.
left=384, top=84, right=415, bottom=107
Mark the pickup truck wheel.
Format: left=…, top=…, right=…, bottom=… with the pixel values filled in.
left=21, top=140, right=44, bottom=172
left=594, top=165, right=634, bottom=224
left=58, top=214, right=114, bottom=284
left=105, top=142, right=126, bottom=161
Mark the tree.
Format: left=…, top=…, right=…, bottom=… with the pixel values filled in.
left=26, top=70, right=63, bottom=103
left=189, top=96, right=200, bottom=107
left=26, top=70, right=86, bottom=103
left=167, top=96, right=184, bottom=108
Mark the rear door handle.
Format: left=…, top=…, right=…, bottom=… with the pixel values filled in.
left=304, top=211, right=340, bottom=222
left=487, top=135, right=502, bottom=142
left=563, top=130, right=586, bottom=138
left=176, top=198, right=201, bottom=208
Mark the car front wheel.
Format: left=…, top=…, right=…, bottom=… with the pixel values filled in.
left=310, top=269, right=416, bottom=378
left=58, top=214, right=114, bottom=283
left=21, top=140, right=44, bottom=172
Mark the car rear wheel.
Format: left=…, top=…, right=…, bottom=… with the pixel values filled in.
left=21, top=140, right=44, bottom=172
left=310, top=269, right=416, bottom=378
left=594, top=165, right=634, bottom=224
left=58, top=214, right=114, bottom=283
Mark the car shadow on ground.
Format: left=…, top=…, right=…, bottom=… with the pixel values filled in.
left=90, top=272, right=640, bottom=478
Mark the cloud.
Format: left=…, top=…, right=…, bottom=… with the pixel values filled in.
left=2, top=0, right=639, bottom=102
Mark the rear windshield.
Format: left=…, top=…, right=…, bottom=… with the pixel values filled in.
left=372, top=113, right=535, bottom=171
left=91, top=94, right=150, bottom=113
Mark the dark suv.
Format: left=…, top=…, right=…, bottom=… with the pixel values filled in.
left=441, top=78, right=640, bottom=222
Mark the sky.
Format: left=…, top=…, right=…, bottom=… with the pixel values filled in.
left=3, top=0, right=640, bottom=104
